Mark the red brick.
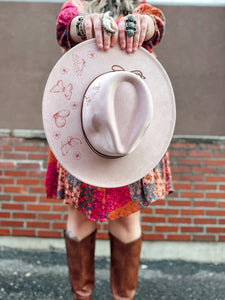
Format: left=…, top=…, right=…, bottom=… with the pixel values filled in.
left=219, top=219, right=225, bottom=224
left=206, top=176, right=225, bottom=182
left=214, top=152, right=225, bottom=158
left=194, top=201, right=216, bottom=207
left=103, top=224, right=109, bottom=230
left=29, top=171, right=46, bottom=178
left=151, top=200, right=166, bottom=206
left=194, top=218, right=216, bottom=224
left=2, top=203, right=24, bottom=210
left=13, top=229, right=35, bottom=236
left=15, top=145, right=37, bottom=151
left=53, top=223, right=66, bottom=229
left=168, top=200, right=192, bottom=206
left=28, top=154, right=47, bottom=160
left=167, top=235, right=191, bottom=241
left=173, top=183, right=192, bottom=189
left=4, top=153, right=26, bottom=159
left=207, top=227, right=225, bottom=233
left=38, top=231, right=62, bottom=238
left=39, top=197, right=62, bottom=203
left=181, top=175, right=204, bottom=181
left=0, top=178, right=14, bottom=184
left=220, top=185, right=225, bottom=191
left=40, top=146, right=49, bottom=152
left=172, top=167, right=191, bottom=173
left=141, top=225, right=153, bottom=231
left=219, top=236, right=225, bottom=241
left=53, top=205, right=68, bottom=212
left=155, top=226, right=178, bottom=232
left=142, top=216, right=166, bottom=223
left=194, top=235, right=215, bottom=242
left=17, top=179, right=40, bottom=185
left=27, top=204, right=51, bottom=211
left=169, top=150, right=187, bottom=157
left=5, top=170, right=27, bottom=177
left=4, top=186, right=27, bottom=193
left=189, top=151, right=212, bottom=157
left=0, top=162, right=15, bottom=168
left=141, top=208, right=153, bottom=214
left=0, top=144, right=12, bottom=151
left=1, top=220, right=23, bottom=227
left=143, top=234, right=164, bottom=241
left=194, top=184, right=217, bottom=190
left=29, top=187, right=45, bottom=194
left=0, top=212, right=10, bottom=218
left=178, top=159, right=201, bottom=166
left=0, top=228, right=10, bottom=235
left=0, top=195, right=11, bottom=201
left=181, top=192, right=204, bottom=198
left=192, top=167, right=216, bottom=174
left=27, top=222, right=50, bottom=228
left=168, top=217, right=191, bottom=224
left=13, top=213, right=36, bottom=219
left=96, top=232, right=109, bottom=239
left=207, top=210, right=225, bottom=216
left=181, top=209, right=205, bottom=216
left=206, top=192, right=225, bottom=199
left=181, top=226, right=203, bottom=233
left=13, top=195, right=37, bottom=202
left=171, top=143, right=195, bottom=149
left=155, top=208, right=179, bottom=215
left=203, top=160, right=225, bottom=166
left=17, top=163, right=40, bottom=169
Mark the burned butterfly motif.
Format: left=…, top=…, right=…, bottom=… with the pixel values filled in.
left=50, top=80, right=73, bottom=100
left=61, top=136, right=82, bottom=156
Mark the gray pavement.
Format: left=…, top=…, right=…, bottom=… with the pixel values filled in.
left=0, top=246, right=225, bottom=300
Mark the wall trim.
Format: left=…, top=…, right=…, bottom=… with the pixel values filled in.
left=1, top=128, right=225, bottom=143
left=0, top=0, right=225, bottom=6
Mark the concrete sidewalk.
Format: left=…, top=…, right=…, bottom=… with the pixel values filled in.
left=1, top=247, right=225, bottom=300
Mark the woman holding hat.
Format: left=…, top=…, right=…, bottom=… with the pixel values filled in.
left=45, top=0, right=173, bottom=298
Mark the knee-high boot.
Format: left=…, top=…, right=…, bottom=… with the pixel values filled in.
left=64, top=229, right=97, bottom=300
left=109, top=232, right=142, bottom=300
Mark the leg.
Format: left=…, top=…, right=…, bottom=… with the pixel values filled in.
left=64, top=206, right=97, bottom=300
left=109, top=212, right=142, bottom=300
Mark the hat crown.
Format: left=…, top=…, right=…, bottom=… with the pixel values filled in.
left=82, top=71, right=153, bottom=157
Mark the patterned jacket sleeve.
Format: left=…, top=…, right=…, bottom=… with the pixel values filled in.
left=56, top=0, right=84, bottom=51
left=133, top=2, right=165, bottom=52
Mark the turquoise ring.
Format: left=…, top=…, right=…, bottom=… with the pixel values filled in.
left=125, top=15, right=137, bottom=37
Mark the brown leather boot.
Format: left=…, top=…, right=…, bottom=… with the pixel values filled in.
left=64, top=229, right=97, bottom=300
left=109, top=232, right=142, bottom=300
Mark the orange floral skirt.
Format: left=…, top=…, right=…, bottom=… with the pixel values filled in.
left=46, top=150, right=173, bottom=222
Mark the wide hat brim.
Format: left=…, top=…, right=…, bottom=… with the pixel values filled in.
left=42, top=39, right=176, bottom=188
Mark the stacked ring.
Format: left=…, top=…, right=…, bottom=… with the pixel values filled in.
left=125, top=15, right=137, bottom=37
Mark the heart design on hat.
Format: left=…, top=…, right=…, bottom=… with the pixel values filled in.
left=43, top=39, right=176, bottom=188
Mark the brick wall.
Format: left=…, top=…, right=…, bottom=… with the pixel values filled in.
left=1, top=130, right=225, bottom=241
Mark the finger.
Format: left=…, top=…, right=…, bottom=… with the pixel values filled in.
left=110, top=20, right=118, bottom=48
left=138, top=16, right=148, bottom=47
left=84, top=16, right=93, bottom=40
left=132, top=18, right=140, bottom=52
left=93, top=14, right=104, bottom=49
left=103, top=29, right=111, bottom=51
left=118, top=19, right=126, bottom=50
left=126, top=36, right=133, bottom=53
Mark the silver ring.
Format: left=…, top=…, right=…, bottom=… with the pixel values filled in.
left=102, top=11, right=115, bottom=34
left=125, top=15, right=137, bottom=37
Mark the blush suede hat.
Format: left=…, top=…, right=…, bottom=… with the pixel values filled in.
left=42, top=39, right=176, bottom=188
